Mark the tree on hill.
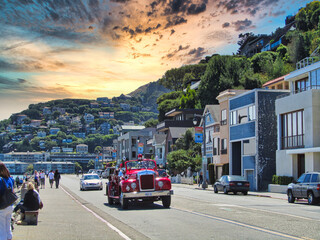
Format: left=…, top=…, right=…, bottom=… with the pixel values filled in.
left=159, top=64, right=207, bottom=91
left=157, top=91, right=183, bottom=122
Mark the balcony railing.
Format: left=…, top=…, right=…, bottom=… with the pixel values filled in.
left=296, top=57, right=319, bottom=70
left=281, top=134, right=304, bottom=149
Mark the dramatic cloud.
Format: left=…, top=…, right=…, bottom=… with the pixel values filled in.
left=222, top=22, right=230, bottom=28
left=233, top=18, right=253, bottom=31
left=164, top=16, right=188, bottom=29
left=0, top=0, right=310, bottom=120
left=162, top=45, right=190, bottom=60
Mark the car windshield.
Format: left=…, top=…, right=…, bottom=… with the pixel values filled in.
left=126, top=160, right=156, bottom=170
left=228, top=175, right=246, bottom=181
left=84, top=175, right=99, bottom=180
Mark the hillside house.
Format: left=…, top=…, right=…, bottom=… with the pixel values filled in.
left=276, top=58, right=320, bottom=179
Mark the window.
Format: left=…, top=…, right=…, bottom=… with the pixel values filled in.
left=131, top=138, right=137, bottom=147
left=221, top=109, right=227, bottom=125
left=132, top=151, right=136, bottom=158
left=213, top=137, right=220, bottom=156
left=281, top=110, right=304, bottom=149
left=311, top=174, right=319, bottom=183
left=295, top=78, right=307, bottom=93
left=243, top=138, right=256, bottom=155
left=248, top=105, right=256, bottom=121
left=297, top=173, right=305, bottom=183
left=221, top=138, right=227, bottom=154
left=230, top=111, right=237, bottom=125
left=303, top=174, right=311, bottom=183
left=237, top=108, right=248, bottom=124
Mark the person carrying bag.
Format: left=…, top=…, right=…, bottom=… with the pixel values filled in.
left=0, top=162, right=17, bottom=240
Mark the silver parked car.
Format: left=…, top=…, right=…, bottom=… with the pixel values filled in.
left=287, top=172, right=320, bottom=205
left=80, top=174, right=103, bottom=191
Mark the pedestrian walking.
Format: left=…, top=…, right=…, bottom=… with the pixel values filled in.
left=15, top=176, right=20, bottom=189
left=54, top=170, right=61, bottom=189
left=34, top=170, right=40, bottom=189
left=48, top=170, right=54, bottom=188
left=198, top=172, right=203, bottom=187
left=40, top=170, right=45, bottom=189
left=0, top=162, right=15, bottom=240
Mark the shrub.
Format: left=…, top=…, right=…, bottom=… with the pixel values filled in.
left=222, top=163, right=229, bottom=176
left=272, top=175, right=294, bottom=185
left=208, top=163, right=215, bottom=184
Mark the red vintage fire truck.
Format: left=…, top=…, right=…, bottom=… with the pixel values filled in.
left=106, top=158, right=173, bottom=209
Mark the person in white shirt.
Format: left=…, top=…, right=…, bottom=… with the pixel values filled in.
left=48, top=170, right=54, bottom=188
left=40, top=170, right=46, bottom=189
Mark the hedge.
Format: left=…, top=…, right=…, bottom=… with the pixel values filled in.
left=208, top=163, right=215, bottom=184
left=272, top=175, right=294, bottom=185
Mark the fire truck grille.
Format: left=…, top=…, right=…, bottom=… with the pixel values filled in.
left=140, top=175, right=154, bottom=190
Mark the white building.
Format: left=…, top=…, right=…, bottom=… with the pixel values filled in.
left=275, top=58, right=320, bottom=179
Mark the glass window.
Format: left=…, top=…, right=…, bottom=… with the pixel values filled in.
left=280, top=110, right=304, bottom=149
left=297, top=173, right=305, bottom=183
left=221, top=109, right=227, bottom=125
left=221, top=139, right=227, bottom=150
left=303, top=174, right=311, bottom=183
left=248, top=105, right=256, bottom=121
left=230, top=111, right=237, bottom=125
left=311, top=174, right=319, bottom=183
left=238, top=108, right=248, bottom=124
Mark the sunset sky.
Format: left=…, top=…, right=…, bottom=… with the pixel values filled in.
left=0, top=0, right=312, bottom=120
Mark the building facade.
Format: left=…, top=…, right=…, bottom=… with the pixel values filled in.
left=229, top=89, right=288, bottom=191
left=276, top=59, right=320, bottom=179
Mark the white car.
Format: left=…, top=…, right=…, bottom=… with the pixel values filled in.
left=80, top=174, right=103, bottom=191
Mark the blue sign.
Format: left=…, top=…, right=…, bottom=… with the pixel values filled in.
left=138, top=147, right=144, bottom=154
left=112, top=152, right=117, bottom=158
left=195, top=133, right=203, bottom=143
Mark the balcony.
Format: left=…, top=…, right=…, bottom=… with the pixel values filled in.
left=156, top=120, right=195, bottom=132
left=281, top=135, right=304, bottom=149
left=296, top=57, right=319, bottom=70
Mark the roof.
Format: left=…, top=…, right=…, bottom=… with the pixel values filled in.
left=168, top=127, right=189, bottom=139
left=153, top=134, right=166, bottom=145
left=120, top=125, right=145, bottom=131
left=262, top=74, right=289, bottom=87
left=203, top=105, right=220, bottom=123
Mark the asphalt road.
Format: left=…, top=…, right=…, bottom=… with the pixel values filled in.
left=61, top=175, right=320, bottom=240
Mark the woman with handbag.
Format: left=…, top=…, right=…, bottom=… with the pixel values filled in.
left=0, top=162, right=15, bottom=240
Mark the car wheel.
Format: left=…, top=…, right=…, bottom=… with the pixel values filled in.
left=243, top=191, right=248, bottom=195
left=288, top=190, right=295, bottom=203
left=162, top=196, right=171, bottom=208
left=233, top=191, right=237, bottom=195
left=214, top=186, right=218, bottom=193
left=223, top=187, right=228, bottom=194
left=80, top=186, right=82, bottom=191
left=120, top=194, right=129, bottom=209
left=308, top=192, right=316, bottom=205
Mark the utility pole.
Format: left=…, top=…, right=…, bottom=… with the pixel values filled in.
left=194, top=113, right=208, bottom=189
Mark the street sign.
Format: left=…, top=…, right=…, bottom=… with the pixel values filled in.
left=195, top=127, right=203, bottom=143
left=138, top=142, right=144, bottom=154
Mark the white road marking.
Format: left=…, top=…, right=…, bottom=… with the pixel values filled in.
left=175, top=194, right=319, bottom=222
left=171, top=206, right=310, bottom=240
left=61, top=186, right=132, bottom=240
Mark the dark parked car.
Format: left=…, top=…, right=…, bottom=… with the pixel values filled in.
left=214, top=175, right=250, bottom=195
left=287, top=172, right=320, bottom=205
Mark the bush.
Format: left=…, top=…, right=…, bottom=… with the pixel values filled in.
left=272, top=175, right=294, bottom=185
left=222, top=163, right=229, bottom=176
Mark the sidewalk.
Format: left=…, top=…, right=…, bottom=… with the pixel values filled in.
left=12, top=179, right=125, bottom=240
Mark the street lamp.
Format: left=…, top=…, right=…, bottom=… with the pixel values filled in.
left=193, top=114, right=208, bottom=189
